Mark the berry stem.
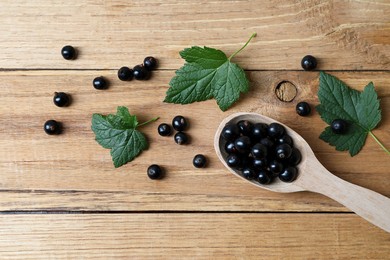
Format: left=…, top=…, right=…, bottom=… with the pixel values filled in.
left=138, top=117, right=159, bottom=127
left=228, top=32, right=257, bottom=61
left=368, top=131, right=390, bottom=155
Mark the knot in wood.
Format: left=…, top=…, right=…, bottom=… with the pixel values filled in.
left=275, top=81, right=297, bottom=102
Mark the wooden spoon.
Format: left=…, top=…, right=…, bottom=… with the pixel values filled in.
left=214, top=112, right=390, bottom=233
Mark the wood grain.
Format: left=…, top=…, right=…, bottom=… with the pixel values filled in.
left=1, top=70, right=389, bottom=211
left=1, top=1, right=390, bottom=256
left=0, top=213, right=389, bottom=259
left=0, top=0, right=389, bottom=70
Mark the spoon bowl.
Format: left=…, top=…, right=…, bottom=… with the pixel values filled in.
left=214, top=112, right=390, bottom=233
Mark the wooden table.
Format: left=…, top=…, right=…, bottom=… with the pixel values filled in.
left=1, top=1, right=389, bottom=259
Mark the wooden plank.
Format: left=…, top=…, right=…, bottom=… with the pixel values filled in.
left=0, top=213, right=389, bottom=259
left=0, top=70, right=389, bottom=211
left=0, top=0, right=389, bottom=70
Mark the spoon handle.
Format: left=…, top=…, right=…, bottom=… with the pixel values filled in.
left=300, top=161, right=390, bottom=233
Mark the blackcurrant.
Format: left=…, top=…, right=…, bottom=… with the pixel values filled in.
left=268, top=123, right=285, bottom=139
left=174, top=132, right=188, bottom=145
left=253, top=157, right=268, bottom=170
left=93, top=76, right=108, bottom=90
left=234, top=136, right=251, bottom=154
left=251, top=143, right=268, bottom=159
left=276, top=135, right=293, bottom=146
left=242, top=167, right=255, bottom=180
left=147, top=164, right=163, bottom=180
left=257, top=169, right=273, bottom=185
left=221, top=124, right=240, bottom=141
left=296, top=102, right=311, bottom=116
left=61, top=45, right=76, bottom=60
left=225, top=141, right=238, bottom=154
left=331, top=119, right=348, bottom=134
left=269, top=160, right=283, bottom=175
left=53, top=92, right=70, bottom=107
left=238, top=156, right=253, bottom=170
left=133, top=64, right=150, bottom=80
left=251, top=123, right=268, bottom=141
left=260, top=137, right=274, bottom=148
left=237, top=120, right=253, bottom=136
left=143, top=56, right=158, bottom=71
left=279, top=167, right=298, bottom=182
left=275, top=144, right=293, bottom=160
left=44, top=120, right=61, bottom=135
left=172, top=115, right=188, bottom=131
left=226, top=154, right=241, bottom=168
left=289, top=148, right=302, bottom=166
left=301, top=55, right=317, bottom=71
left=193, top=154, right=207, bottom=168
left=157, top=123, right=172, bottom=136
left=118, top=66, right=134, bottom=81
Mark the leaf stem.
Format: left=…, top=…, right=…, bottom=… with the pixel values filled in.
left=368, top=131, right=390, bottom=155
left=138, top=117, right=159, bottom=127
left=228, top=32, right=257, bottom=61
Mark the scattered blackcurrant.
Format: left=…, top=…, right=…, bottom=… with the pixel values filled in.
left=147, top=164, right=163, bottom=180
left=53, top=92, right=70, bottom=107
left=174, top=132, right=188, bottom=145
left=172, top=115, right=188, bottom=131
left=296, top=101, right=311, bottom=116
left=93, top=76, right=108, bottom=90
left=301, top=55, right=317, bottom=71
left=143, top=56, right=158, bottom=71
left=44, top=120, right=61, bottom=135
left=61, top=45, right=76, bottom=60
left=193, top=154, right=207, bottom=168
left=158, top=123, right=172, bottom=136
left=331, top=119, right=348, bottom=134
left=133, top=64, right=150, bottom=80
left=118, top=66, right=134, bottom=81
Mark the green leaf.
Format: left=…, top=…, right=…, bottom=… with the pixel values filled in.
left=164, top=33, right=256, bottom=111
left=91, top=107, right=157, bottom=168
left=164, top=62, right=215, bottom=104
left=180, top=46, right=227, bottom=68
left=213, top=61, right=249, bottom=111
left=116, top=106, right=138, bottom=128
left=109, top=129, right=147, bottom=168
left=316, top=72, right=382, bottom=156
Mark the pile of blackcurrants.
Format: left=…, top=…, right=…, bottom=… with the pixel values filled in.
left=220, top=120, right=301, bottom=184
left=117, top=56, right=158, bottom=81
